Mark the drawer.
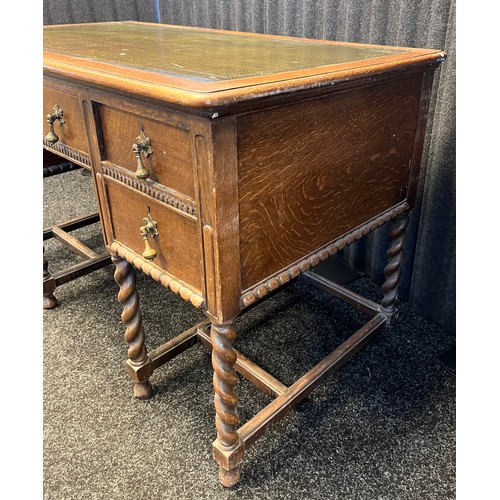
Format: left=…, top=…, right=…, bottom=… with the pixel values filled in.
left=103, top=177, right=203, bottom=293
left=43, top=84, right=89, bottom=156
left=98, top=104, right=195, bottom=198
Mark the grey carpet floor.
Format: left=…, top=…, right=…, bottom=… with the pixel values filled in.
left=43, top=169, right=455, bottom=499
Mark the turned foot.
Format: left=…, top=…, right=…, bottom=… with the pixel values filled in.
left=219, top=466, right=240, bottom=488
left=112, top=254, right=153, bottom=398
left=133, top=380, right=153, bottom=399
left=381, top=213, right=409, bottom=325
left=43, top=291, right=59, bottom=310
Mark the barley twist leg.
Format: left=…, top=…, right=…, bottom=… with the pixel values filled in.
left=112, top=254, right=153, bottom=398
left=211, top=322, right=242, bottom=487
left=381, top=213, right=409, bottom=325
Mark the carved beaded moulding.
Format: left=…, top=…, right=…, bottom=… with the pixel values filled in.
left=110, top=242, right=204, bottom=309
left=102, top=163, right=197, bottom=219
left=43, top=139, right=91, bottom=168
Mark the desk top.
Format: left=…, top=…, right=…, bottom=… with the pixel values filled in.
left=44, top=21, right=445, bottom=109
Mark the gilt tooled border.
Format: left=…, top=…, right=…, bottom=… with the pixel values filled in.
left=43, top=138, right=91, bottom=167
left=110, top=242, right=204, bottom=309
left=102, top=164, right=197, bottom=219
left=241, top=202, right=410, bottom=308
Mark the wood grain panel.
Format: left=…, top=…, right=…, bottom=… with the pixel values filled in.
left=103, top=177, right=203, bottom=292
left=98, top=104, right=195, bottom=198
left=43, top=84, right=89, bottom=155
left=238, top=74, right=421, bottom=290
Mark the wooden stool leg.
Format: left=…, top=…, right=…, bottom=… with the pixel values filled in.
left=381, top=213, right=409, bottom=325
left=112, top=254, right=153, bottom=399
left=211, top=322, right=243, bottom=487
left=43, top=246, right=59, bottom=309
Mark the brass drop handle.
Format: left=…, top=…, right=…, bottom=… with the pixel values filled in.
left=133, top=124, right=153, bottom=179
left=44, top=104, right=65, bottom=143
left=140, top=213, right=158, bottom=261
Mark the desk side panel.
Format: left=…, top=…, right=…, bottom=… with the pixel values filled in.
left=237, top=73, right=422, bottom=291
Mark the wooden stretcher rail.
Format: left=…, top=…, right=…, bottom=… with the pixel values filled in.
left=52, top=225, right=100, bottom=259
left=43, top=213, right=101, bottom=241
left=302, top=270, right=382, bottom=317
left=50, top=253, right=111, bottom=287
left=238, top=312, right=387, bottom=448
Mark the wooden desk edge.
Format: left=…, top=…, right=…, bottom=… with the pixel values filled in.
left=43, top=51, right=445, bottom=112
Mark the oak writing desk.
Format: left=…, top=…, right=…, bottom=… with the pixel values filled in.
left=43, top=22, right=445, bottom=487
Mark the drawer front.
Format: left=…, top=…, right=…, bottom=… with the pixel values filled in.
left=43, top=84, right=89, bottom=156
left=98, top=104, right=195, bottom=198
left=103, top=177, right=203, bottom=293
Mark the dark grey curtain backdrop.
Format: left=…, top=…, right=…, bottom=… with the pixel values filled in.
left=43, top=1, right=456, bottom=333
